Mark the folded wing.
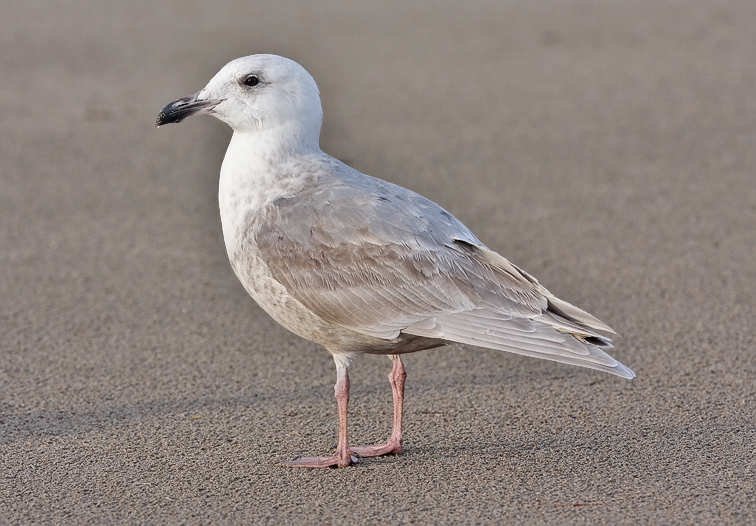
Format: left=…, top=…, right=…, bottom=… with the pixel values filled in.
left=253, top=164, right=634, bottom=379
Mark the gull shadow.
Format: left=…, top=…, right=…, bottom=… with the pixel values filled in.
left=0, top=385, right=332, bottom=445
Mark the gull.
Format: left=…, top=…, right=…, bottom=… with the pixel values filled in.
left=156, top=54, right=634, bottom=468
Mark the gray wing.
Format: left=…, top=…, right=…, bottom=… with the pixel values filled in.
left=255, top=167, right=634, bottom=379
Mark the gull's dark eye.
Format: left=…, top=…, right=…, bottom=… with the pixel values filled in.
left=243, top=75, right=260, bottom=87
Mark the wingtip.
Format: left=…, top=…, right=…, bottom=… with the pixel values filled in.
left=613, top=362, right=636, bottom=380
left=547, top=296, right=617, bottom=335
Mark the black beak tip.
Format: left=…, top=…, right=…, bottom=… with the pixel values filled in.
left=155, top=112, right=175, bottom=128
left=155, top=95, right=221, bottom=128
left=155, top=100, right=186, bottom=128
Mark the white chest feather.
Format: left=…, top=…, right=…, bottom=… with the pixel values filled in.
left=216, top=132, right=334, bottom=345
left=220, top=134, right=278, bottom=256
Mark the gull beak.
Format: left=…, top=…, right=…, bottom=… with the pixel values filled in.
left=155, top=92, right=223, bottom=127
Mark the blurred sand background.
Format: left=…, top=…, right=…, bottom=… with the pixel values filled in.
left=1, top=1, right=755, bottom=524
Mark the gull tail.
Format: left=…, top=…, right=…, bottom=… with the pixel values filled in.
left=404, top=309, right=635, bottom=379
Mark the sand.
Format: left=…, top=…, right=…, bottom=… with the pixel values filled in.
left=2, top=1, right=754, bottom=524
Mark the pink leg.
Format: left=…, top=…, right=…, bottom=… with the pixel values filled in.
left=286, top=364, right=358, bottom=468
left=351, top=355, right=406, bottom=457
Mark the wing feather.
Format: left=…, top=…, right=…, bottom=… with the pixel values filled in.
left=405, top=310, right=634, bottom=378
left=252, top=163, right=633, bottom=377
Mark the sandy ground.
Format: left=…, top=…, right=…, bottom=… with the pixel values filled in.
left=2, top=1, right=755, bottom=524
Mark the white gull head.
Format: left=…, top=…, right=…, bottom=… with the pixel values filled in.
left=156, top=54, right=323, bottom=152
